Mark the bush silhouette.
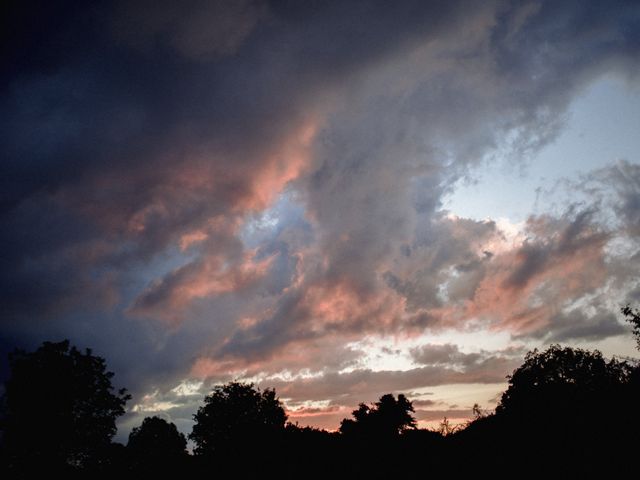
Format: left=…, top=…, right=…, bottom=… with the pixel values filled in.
left=0, top=340, right=130, bottom=472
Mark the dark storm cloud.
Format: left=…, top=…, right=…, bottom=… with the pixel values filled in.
left=0, top=0, right=481, bottom=324
left=112, top=0, right=268, bottom=60
left=2, top=0, right=640, bottom=435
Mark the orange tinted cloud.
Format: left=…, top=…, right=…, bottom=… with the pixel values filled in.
left=126, top=116, right=321, bottom=323
left=241, top=118, right=319, bottom=212
left=463, top=212, right=609, bottom=333
left=130, top=249, right=275, bottom=324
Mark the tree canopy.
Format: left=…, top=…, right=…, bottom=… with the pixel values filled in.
left=497, top=344, right=632, bottom=417
left=451, top=340, right=640, bottom=475
left=1, top=340, right=130, bottom=471
left=189, top=381, right=287, bottom=457
left=127, top=416, right=187, bottom=472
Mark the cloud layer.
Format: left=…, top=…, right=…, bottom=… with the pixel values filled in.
left=2, top=0, right=640, bottom=436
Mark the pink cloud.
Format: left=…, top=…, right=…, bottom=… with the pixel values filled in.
left=130, top=249, right=275, bottom=324
left=462, top=212, right=609, bottom=333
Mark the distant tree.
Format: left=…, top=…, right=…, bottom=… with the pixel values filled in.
left=471, top=403, right=486, bottom=419
left=127, top=416, right=187, bottom=471
left=437, top=417, right=461, bottom=436
left=339, top=393, right=416, bottom=437
left=0, top=340, right=130, bottom=472
left=189, top=382, right=287, bottom=458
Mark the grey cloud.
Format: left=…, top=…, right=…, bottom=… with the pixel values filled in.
left=504, top=208, right=609, bottom=290
left=522, top=307, right=626, bottom=343
left=581, top=160, right=640, bottom=235
left=626, top=284, right=640, bottom=305
left=0, top=0, right=483, bottom=327
left=410, top=343, right=482, bottom=367
left=410, top=399, right=438, bottom=408
left=112, top=0, right=267, bottom=60
left=385, top=217, right=499, bottom=310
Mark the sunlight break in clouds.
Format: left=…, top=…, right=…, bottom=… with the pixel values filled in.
left=1, top=0, right=640, bottom=441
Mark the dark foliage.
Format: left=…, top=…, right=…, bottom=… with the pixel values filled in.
left=622, top=304, right=640, bottom=349
left=339, top=393, right=416, bottom=438
left=453, top=343, right=640, bottom=476
left=0, top=340, right=130, bottom=474
left=189, top=381, right=287, bottom=469
left=127, top=416, right=187, bottom=473
left=498, top=344, right=632, bottom=416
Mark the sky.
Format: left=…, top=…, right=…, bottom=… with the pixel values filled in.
left=1, top=0, right=640, bottom=440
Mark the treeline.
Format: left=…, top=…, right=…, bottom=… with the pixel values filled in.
left=1, top=306, right=640, bottom=478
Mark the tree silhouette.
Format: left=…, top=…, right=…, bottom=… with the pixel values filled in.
left=189, top=382, right=287, bottom=458
left=484, top=343, right=636, bottom=474
left=0, top=340, right=130, bottom=472
left=497, top=344, right=631, bottom=417
left=127, top=416, right=187, bottom=473
left=622, top=304, right=640, bottom=350
left=1, top=303, right=639, bottom=477
left=437, top=417, right=461, bottom=436
left=339, top=393, right=416, bottom=437
left=452, top=342, right=640, bottom=476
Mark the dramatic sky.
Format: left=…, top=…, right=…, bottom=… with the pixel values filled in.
left=2, top=0, right=640, bottom=440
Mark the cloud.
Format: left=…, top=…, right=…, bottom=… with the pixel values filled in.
left=261, top=356, right=520, bottom=407
left=524, top=307, right=626, bottom=343
left=191, top=337, right=364, bottom=380
left=112, top=0, right=268, bottom=60
left=130, top=248, right=276, bottom=324
left=285, top=404, right=349, bottom=430
left=575, top=160, right=640, bottom=235
left=410, top=343, right=485, bottom=367
left=360, top=206, right=614, bottom=341
left=1, top=0, right=640, bottom=436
